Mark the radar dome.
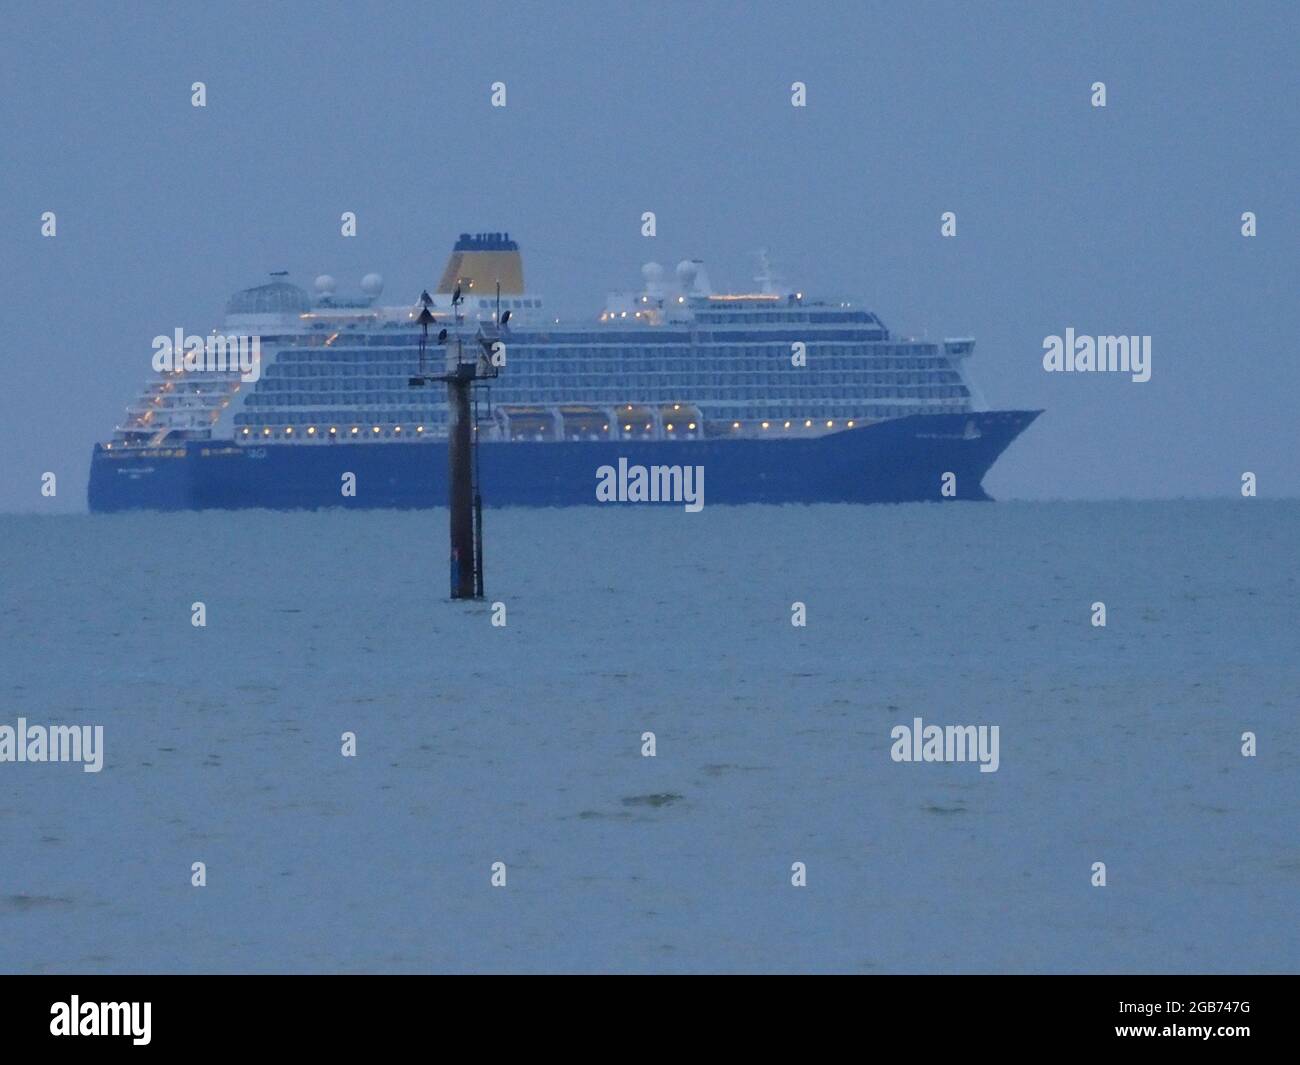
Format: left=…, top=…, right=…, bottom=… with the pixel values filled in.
left=314, top=274, right=337, bottom=295
left=361, top=272, right=384, bottom=297
left=675, top=260, right=699, bottom=290
left=642, top=262, right=664, bottom=284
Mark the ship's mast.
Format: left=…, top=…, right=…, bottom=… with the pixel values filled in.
left=755, top=249, right=777, bottom=295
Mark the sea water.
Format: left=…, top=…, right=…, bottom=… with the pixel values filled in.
left=0, top=501, right=1295, bottom=973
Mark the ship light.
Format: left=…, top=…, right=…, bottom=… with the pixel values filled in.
left=329, top=427, right=337, bottom=435
left=677, top=296, right=685, bottom=304
left=351, top=427, right=359, bottom=435
left=242, top=428, right=250, bottom=436
left=373, top=426, right=381, bottom=434
left=624, top=424, right=631, bottom=431
left=394, top=426, right=401, bottom=434
left=761, top=421, right=770, bottom=429
left=732, top=421, right=740, bottom=429
left=847, top=420, right=855, bottom=427
left=805, top=419, right=812, bottom=427
left=602, top=424, right=608, bottom=431
left=784, top=421, right=791, bottom=428
left=826, top=420, right=834, bottom=428
left=666, top=423, right=674, bottom=431
left=634, top=312, right=641, bottom=318
left=262, top=428, right=271, bottom=436
left=644, top=423, right=650, bottom=430
left=285, top=427, right=293, bottom=435
left=688, top=422, right=696, bottom=430
left=417, top=426, right=424, bottom=433
left=673, top=404, right=680, bottom=410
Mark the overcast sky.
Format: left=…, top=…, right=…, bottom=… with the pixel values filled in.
left=2, top=1, right=1296, bottom=511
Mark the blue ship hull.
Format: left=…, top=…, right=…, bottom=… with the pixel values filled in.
left=87, top=410, right=1040, bottom=511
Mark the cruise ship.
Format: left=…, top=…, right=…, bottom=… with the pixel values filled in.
left=88, top=233, right=1040, bottom=510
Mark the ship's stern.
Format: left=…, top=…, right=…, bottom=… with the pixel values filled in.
left=88, top=442, right=199, bottom=512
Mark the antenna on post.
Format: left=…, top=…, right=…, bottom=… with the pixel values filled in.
left=415, top=290, right=434, bottom=377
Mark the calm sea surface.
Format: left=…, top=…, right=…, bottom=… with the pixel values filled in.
left=0, top=501, right=1296, bottom=973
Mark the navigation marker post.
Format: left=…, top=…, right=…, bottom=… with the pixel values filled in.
left=408, top=288, right=504, bottom=599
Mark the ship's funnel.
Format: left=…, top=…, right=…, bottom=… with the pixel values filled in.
left=437, top=232, right=525, bottom=295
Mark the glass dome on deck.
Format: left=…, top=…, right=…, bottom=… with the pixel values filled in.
left=226, top=280, right=312, bottom=316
